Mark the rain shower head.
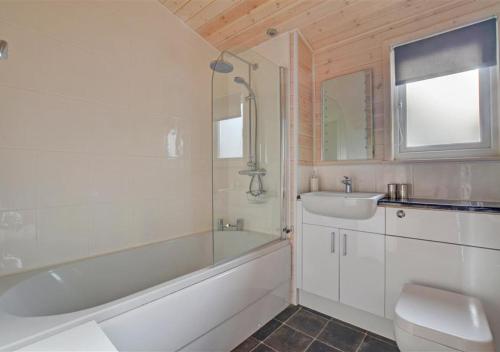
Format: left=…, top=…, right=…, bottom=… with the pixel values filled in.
left=234, top=76, right=255, bottom=98
left=209, top=59, right=234, bottom=73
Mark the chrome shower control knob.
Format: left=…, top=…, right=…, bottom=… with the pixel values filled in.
left=397, top=210, right=406, bottom=218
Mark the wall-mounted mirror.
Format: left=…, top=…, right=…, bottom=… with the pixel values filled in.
left=321, top=69, right=373, bottom=161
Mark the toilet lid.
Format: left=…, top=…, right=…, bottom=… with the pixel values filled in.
left=395, top=284, right=494, bottom=352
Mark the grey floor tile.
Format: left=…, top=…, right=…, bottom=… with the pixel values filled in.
left=232, top=336, right=259, bottom=352
left=253, top=319, right=282, bottom=341
left=367, top=332, right=398, bottom=346
left=330, top=317, right=365, bottom=333
left=287, top=309, right=328, bottom=337
left=358, top=336, right=400, bottom=352
left=252, top=343, right=276, bottom=352
left=275, top=305, right=300, bottom=322
left=300, top=306, right=332, bottom=320
left=318, top=321, right=365, bottom=352
left=306, top=340, right=341, bottom=352
left=265, top=325, right=313, bottom=352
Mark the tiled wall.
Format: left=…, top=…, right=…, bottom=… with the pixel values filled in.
left=0, top=0, right=217, bottom=276
left=311, top=161, right=500, bottom=202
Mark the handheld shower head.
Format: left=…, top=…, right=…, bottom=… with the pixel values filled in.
left=234, top=76, right=255, bottom=98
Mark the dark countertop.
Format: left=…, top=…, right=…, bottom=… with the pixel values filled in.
left=378, top=197, right=500, bottom=213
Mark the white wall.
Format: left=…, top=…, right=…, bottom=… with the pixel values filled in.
left=0, top=0, right=217, bottom=276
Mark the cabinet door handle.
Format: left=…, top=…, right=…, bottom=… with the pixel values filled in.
left=343, top=233, right=347, bottom=256
left=397, top=210, right=406, bottom=218
left=331, top=232, right=335, bottom=253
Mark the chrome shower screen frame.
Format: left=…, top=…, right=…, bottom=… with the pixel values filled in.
left=210, top=52, right=289, bottom=263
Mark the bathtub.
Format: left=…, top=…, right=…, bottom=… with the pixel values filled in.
left=0, top=231, right=290, bottom=351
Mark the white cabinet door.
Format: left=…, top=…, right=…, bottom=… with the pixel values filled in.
left=302, top=224, right=339, bottom=301
left=339, top=230, right=385, bottom=316
left=385, top=236, right=463, bottom=319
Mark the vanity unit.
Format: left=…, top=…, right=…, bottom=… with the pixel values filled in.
left=296, top=196, right=500, bottom=350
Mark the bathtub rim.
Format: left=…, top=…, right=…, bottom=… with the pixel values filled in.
left=0, top=230, right=280, bottom=317
left=0, top=237, right=289, bottom=351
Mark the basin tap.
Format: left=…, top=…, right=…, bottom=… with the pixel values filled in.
left=342, top=176, right=352, bottom=193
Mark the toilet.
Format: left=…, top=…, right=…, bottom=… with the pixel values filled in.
left=394, top=284, right=495, bottom=352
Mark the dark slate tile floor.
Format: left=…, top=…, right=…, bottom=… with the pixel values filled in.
left=232, top=305, right=400, bottom=352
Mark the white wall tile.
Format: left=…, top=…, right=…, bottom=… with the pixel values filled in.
left=0, top=87, right=97, bottom=152
left=0, top=210, right=38, bottom=275
left=317, top=164, right=416, bottom=196
left=90, top=202, right=140, bottom=255
left=89, top=156, right=132, bottom=203
left=0, top=149, right=38, bottom=211
left=0, top=0, right=216, bottom=276
left=412, top=162, right=469, bottom=200
left=374, top=163, right=413, bottom=194
left=36, top=206, right=92, bottom=267
left=468, top=161, right=500, bottom=201
left=36, top=152, right=92, bottom=208
left=316, top=160, right=500, bottom=201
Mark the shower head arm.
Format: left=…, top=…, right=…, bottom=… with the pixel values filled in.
left=222, top=50, right=258, bottom=70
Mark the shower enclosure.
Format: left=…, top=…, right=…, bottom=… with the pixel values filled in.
left=211, top=49, right=287, bottom=262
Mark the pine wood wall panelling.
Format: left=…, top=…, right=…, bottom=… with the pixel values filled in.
left=311, top=0, right=472, bottom=52
left=217, top=0, right=327, bottom=51
left=313, top=1, right=500, bottom=164
left=157, top=0, right=500, bottom=165
left=196, top=0, right=269, bottom=38
left=175, top=0, right=216, bottom=21
left=161, top=0, right=190, bottom=13
left=298, top=35, right=313, bottom=166
left=289, top=31, right=298, bottom=218
left=207, top=0, right=301, bottom=47
left=186, top=0, right=245, bottom=29
left=222, top=0, right=372, bottom=52
left=160, top=0, right=498, bottom=53
left=309, top=0, right=460, bottom=50
left=301, top=0, right=399, bottom=50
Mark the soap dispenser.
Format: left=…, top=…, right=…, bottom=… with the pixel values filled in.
left=310, top=169, right=319, bottom=192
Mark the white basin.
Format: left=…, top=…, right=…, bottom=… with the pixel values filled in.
left=301, top=191, right=385, bottom=220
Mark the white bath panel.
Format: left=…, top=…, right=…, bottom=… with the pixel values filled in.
left=100, top=244, right=291, bottom=351
left=16, top=321, right=117, bottom=352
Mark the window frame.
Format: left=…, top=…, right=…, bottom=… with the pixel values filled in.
left=391, top=44, right=499, bottom=160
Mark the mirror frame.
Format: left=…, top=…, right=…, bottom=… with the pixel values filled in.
left=319, top=69, right=374, bottom=162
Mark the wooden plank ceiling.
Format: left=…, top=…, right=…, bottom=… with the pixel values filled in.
left=159, top=0, right=478, bottom=51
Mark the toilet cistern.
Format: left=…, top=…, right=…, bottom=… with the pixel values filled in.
left=342, top=176, right=352, bottom=193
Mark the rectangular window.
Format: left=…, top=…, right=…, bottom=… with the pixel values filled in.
left=217, top=116, right=243, bottom=159
left=393, top=18, right=497, bottom=159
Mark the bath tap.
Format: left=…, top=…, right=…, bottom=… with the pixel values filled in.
left=342, top=176, right=352, bottom=193
left=217, top=218, right=243, bottom=231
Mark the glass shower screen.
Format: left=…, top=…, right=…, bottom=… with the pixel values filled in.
left=211, top=49, right=284, bottom=262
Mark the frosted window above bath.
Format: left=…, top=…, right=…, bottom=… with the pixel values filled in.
left=217, top=116, right=243, bottom=159
left=393, top=18, right=498, bottom=159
